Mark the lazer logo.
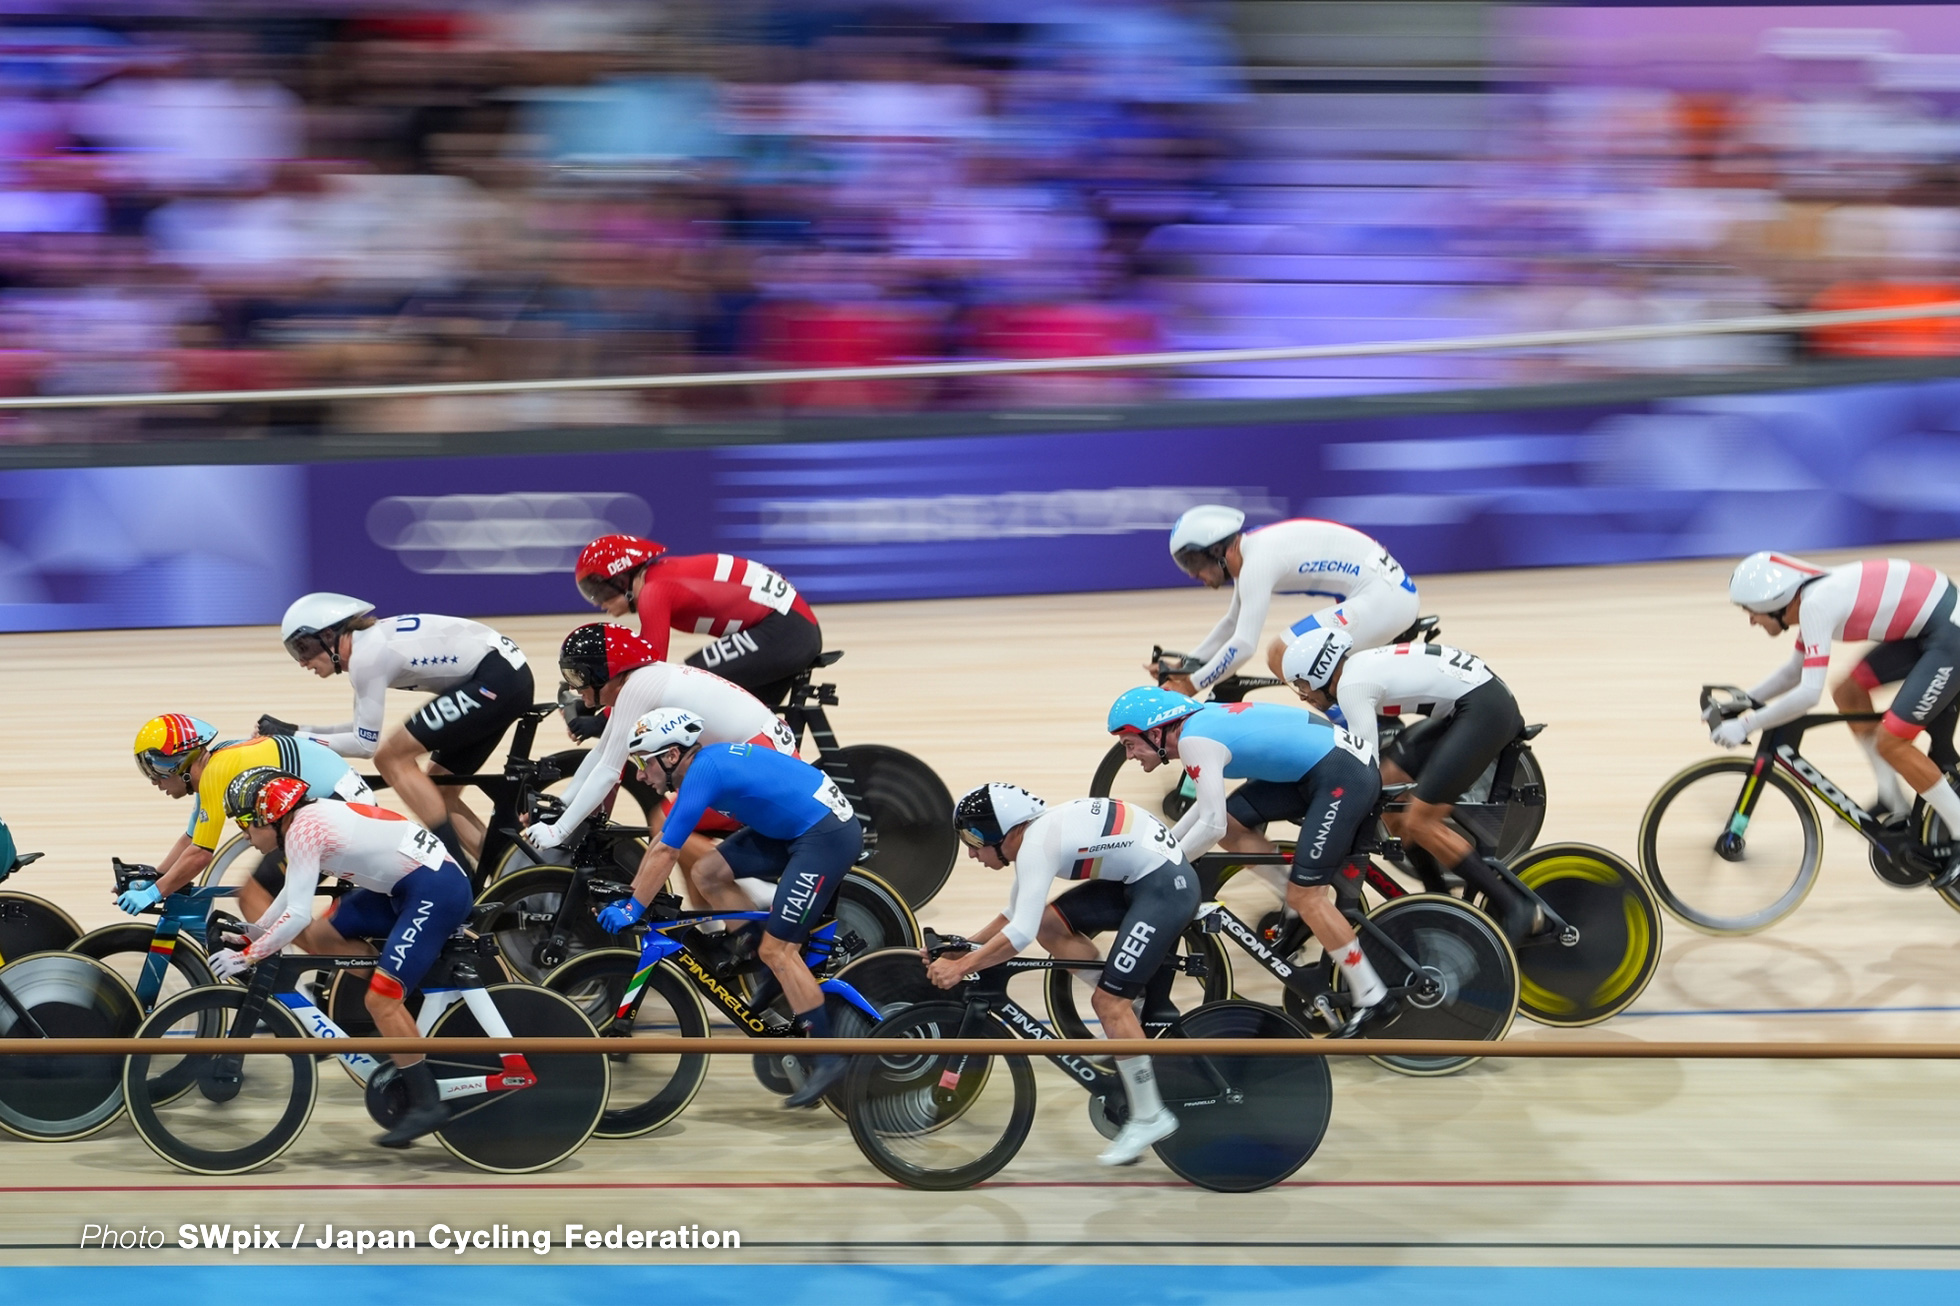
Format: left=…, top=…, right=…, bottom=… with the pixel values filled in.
left=1775, top=745, right=1870, bottom=826
left=1218, top=911, right=1293, bottom=978
left=677, top=951, right=768, bottom=1032
left=1109, top=922, right=1158, bottom=975
left=1309, top=797, right=1343, bottom=859
left=1914, top=667, right=1954, bottom=720
left=698, top=630, right=761, bottom=667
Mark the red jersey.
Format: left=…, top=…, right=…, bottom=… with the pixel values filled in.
left=633, top=553, right=817, bottom=659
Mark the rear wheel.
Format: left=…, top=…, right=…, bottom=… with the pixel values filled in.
left=1151, top=1000, right=1329, bottom=1192
left=474, top=865, right=622, bottom=985
left=542, top=949, right=710, bottom=1139
left=0, top=892, right=82, bottom=964
left=1489, top=843, right=1662, bottom=1027
left=830, top=745, right=956, bottom=911
left=828, top=871, right=922, bottom=961
left=0, top=952, right=141, bottom=1140
left=426, top=984, right=607, bottom=1173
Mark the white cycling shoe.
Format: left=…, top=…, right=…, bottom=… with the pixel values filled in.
left=1097, top=1109, right=1178, bottom=1167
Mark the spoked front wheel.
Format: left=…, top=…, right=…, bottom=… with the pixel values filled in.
left=424, top=984, right=607, bottom=1173
left=844, top=1001, right=1036, bottom=1191
left=542, top=949, right=710, bottom=1139
left=1491, top=843, right=1663, bottom=1027
left=1640, top=756, right=1820, bottom=935
left=123, top=984, right=317, bottom=1175
left=0, top=952, right=142, bottom=1141
left=1151, top=1000, right=1329, bottom=1192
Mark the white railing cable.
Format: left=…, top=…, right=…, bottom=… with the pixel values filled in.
left=1, top=299, right=1955, bottom=411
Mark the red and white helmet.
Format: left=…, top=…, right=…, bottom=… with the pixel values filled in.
left=1729, top=551, right=1825, bottom=614
left=575, top=535, right=666, bottom=607
left=559, top=623, right=660, bottom=690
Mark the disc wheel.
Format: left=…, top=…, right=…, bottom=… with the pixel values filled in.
left=473, top=865, right=622, bottom=985
left=542, top=948, right=710, bottom=1139
left=123, top=984, right=317, bottom=1175
left=70, top=922, right=217, bottom=1019
left=1044, top=926, right=1233, bottom=1042
left=1454, top=744, right=1549, bottom=863
left=1151, top=1000, right=1330, bottom=1192
left=844, top=1001, right=1036, bottom=1191
left=1639, top=756, right=1820, bottom=935
left=0, top=891, right=82, bottom=964
left=0, top=952, right=141, bottom=1140
left=1486, top=843, right=1663, bottom=1027
left=828, top=870, right=923, bottom=961
left=424, top=984, right=607, bottom=1173
left=830, top=744, right=956, bottom=911
left=833, top=947, right=940, bottom=1016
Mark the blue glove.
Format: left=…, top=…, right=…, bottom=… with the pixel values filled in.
left=597, top=897, right=646, bottom=933
left=117, top=881, right=163, bottom=915
left=1325, top=704, right=1349, bottom=727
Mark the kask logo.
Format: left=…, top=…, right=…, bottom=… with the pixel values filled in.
left=366, top=494, right=652, bottom=575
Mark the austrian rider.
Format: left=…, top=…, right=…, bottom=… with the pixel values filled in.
left=1159, top=506, right=1419, bottom=703
left=1282, top=628, right=1539, bottom=942
left=594, top=709, right=863, bottom=1108
left=207, top=766, right=474, bottom=1148
left=933, top=783, right=1199, bottom=1167
left=575, top=535, right=822, bottom=709
left=1107, top=688, right=1391, bottom=1033
left=270, top=594, right=534, bottom=869
left=1721, top=552, right=1960, bottom=887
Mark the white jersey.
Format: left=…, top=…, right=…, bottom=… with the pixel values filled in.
left=539, top=661, right=794, bottom=841
left=999, top=798, right=1179, bottom=950
left=1191, top=518, right=1410, bottom=692
left=1747, top=559, right=1955, bottom=730
left=246, top=800, right=448, bottom=960
left=302, top=614, right=527, bottom=759
left=1334, top=642, right=1495, bottom=761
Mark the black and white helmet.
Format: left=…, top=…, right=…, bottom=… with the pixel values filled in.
left=954, top=783, right=1047, bottom=852
left=628, top=709, right=706, bottom=763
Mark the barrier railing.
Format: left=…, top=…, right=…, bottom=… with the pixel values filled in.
left=0, top=300, right=1956, bottom=411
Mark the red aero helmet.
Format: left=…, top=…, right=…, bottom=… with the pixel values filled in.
left=575, top=535, right=666, bottom=606
left=560, top=623, right=660, bottom=690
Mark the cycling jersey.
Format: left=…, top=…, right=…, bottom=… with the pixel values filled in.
left=189, top=736, right=371, bottom=852
left=1190, top=519, right=1415, bottom=693
left=1334, top=642, right=1496, bottom=761
left=1000, top=798, right=1183, bottom=950
left=634, top=554, right=818, bottom=662
left=1171, top=701, right=1370, bottom=861
left=243, top=800, right=452, bottom=961
left=660, top=743, right=852, bottom=849
left=537, top=662, right=793, bottom=843
left=1748, top=559, right=1956, bottom=731
left=300, top=615, right=529, bottom=760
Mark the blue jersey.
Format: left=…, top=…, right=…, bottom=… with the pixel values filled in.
left=1178, top=702, right=1339, bottom=781
left=661, top=743, right=852, bottom=847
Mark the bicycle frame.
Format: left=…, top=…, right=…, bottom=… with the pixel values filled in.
left=616, top=908, right=882, bottom=1035
left=1739, top=712, right=1909, bottom=854
left=777, top=659, right=875, bottom=857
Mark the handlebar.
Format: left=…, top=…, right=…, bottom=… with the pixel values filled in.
left=921, top=929, right=975, bottom=960
left=1700, top=684, right=1761, bottom=729
left=112, top=857, right=158, bottom=893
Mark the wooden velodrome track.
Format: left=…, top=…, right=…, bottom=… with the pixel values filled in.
left=8, top=546, right=1960, bottom=1268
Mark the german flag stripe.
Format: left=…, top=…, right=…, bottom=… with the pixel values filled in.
left=1068, top=801, right=1132, bottom=880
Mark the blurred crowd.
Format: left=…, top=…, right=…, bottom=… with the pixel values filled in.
left=3, top=3, right=1960, bottom=441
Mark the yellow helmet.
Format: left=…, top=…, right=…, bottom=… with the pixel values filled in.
left=133, top=714, right=218, bottom=781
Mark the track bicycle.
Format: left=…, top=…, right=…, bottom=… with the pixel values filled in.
left=0, top=847, right=85, bottom=960
left=843, top=932, right=1330, bottom=1192
left=541, top=885, right=929, bottom=1136
left=0, top=947, right=144, bottom=1141
left=1640, top=684, right=1960, bottom=934
left=122, top=917, right=607, bottom=1176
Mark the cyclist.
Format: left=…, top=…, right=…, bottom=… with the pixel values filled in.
left=1723, top=551, right=1960, bottom=887
left=594, top=709, right=862, bottom=1108
left=930, top=783, right=1197, bottom=1167
left=575, top=535, right=822, bottom=709
left=205, top=766, right=473, bottom=1149
left=1107, top=687, right=1390, bottom=1033
left=1281, top=628, right=1539, bottom=942
left=126, top=715, right=374, bottom=923
left=527, top=624, right=796, bottom=879
left=1159, top=506, right=1418, bottom=701
left=271, top=593, right=534, bottom=868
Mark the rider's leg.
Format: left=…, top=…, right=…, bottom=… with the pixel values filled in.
left=1043, top=883, right=1130, bottom=1008
left=1091, top=868, right=1197, bottom=1165
left=1874, top=628, right=1960, bottom=885
left=374, top=727, right=469, bottom=866
left=429, top=761, right=486, bottom=859
left=1286, top=880, right=1385, bottom=1009
left=754, top=816, right=859, bottom=1108
left=1839, top=654, right=1909, bottom=815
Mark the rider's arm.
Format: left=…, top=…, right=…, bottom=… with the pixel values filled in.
left=301, top=645, right=391, bottom=758
left=1745, top=633, right=1830, bottom=733
left=1745, top=645, right=1804, bottom=705
left=1191, top=591, right=1241, bottom=662
left=150, top=843, right=212, bottom=896
left=1190, top=550, right=1277, bottom=692
left=626, top=839, right=681, bottom=908
left=656, top=756, right=720, bottom=852
left=242, top=826, right=324, bottom=961
left=541, top=676, right=657, bottom=837
left=1334, top=676, right=1385, bottom=762
left=1170, top=734, right=1233, bottom=861
left=634, top=579, right=675, bottom=661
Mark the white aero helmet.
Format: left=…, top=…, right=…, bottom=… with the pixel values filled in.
left=954, top=783, right=1047, bottom=851
left=280, top=592, right=375, bottom=667
left=628, top=708, right=706, bottom=764
left=1169, top=504, right=1247, bottom=570
left=1729, top=551, right=1825, bottom=614
left=1281, top=626, right=1354, bottom=691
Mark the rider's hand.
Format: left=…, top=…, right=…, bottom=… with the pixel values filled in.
left=1161, top=674, right=1197, bottom=697
left=209, top=947, right=253, bottom=981
left=255, top=714, right=298, bottom=737
left=527, top=821, right=566, bottom=851
left=597, top=897, right=646, bottom=933
left=565, top=713, right=605, bottom=742
left=926, top=955, right=971, bottom=989
left=117, top=881, right=163, bottom=915
left=1711, top=715, right=1753, bottom=749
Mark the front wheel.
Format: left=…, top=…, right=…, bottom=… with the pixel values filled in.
left=0, top=952, right=142, bottom=1141
left=830, top=744, right=957, bottom=912
left=425, top=984, right=607, bottom=1173
left=1489, top=843, right=1663, bottom=1027
left=542, top=949, right=711, bottom=1139
left=70, top=922, right=217, bottom=1018
left=1640, top=756, right=1820, bottom=935
left=828, top=870, right=923, bottom=962
left=844, top=1001, right=1036, bottom=1191
left=1152, top=1000, right=1329, bottom=1192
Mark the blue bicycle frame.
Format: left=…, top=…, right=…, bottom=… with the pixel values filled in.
left=618, top=908, right=882, bottom=1026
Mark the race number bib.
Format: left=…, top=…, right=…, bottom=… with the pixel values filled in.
left=812, top=776, right=855, bottom=823
left=400, top=825, right=448, bottom=870
left=744, top=562, right=798, bottom=616
left=1333, top=727, right=1376, bottom=764
left=490, top=633, right=527, bottom=669
left=769, top=719, right=798, bottom=753
left=1439, top=647, right=1484, bottom=684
